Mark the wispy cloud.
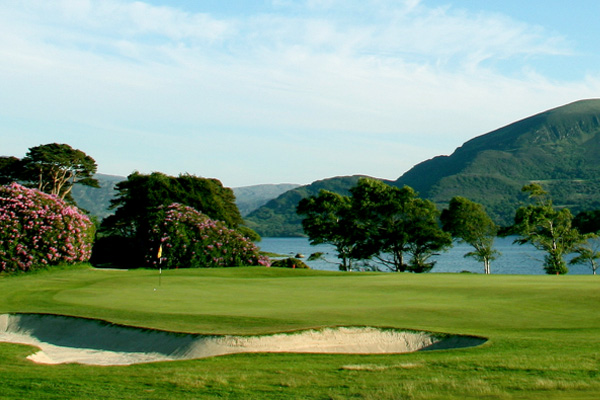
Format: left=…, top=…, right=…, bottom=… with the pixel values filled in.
left=0, top=0, right=597, bottom=185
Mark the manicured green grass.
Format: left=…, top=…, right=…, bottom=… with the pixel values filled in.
left=1, top=265, right=599, bottom=399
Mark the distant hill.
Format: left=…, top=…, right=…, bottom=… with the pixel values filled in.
left=244, top=176, right=367, bottom=237
left=234, top=183, right=301, bottom=216
left=71, top=173, right=124, bottom=220
left=72, top=176, right=299, bottom=223
left=393, top=98, right=600, bottom=224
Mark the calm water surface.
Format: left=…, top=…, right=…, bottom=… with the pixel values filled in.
left=258, top=237, right=595, bottom=275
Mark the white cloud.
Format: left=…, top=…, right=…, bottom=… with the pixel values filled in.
left=0, top=0, right=597, bottom=186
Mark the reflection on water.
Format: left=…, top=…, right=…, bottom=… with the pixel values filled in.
left=258, top=237, right=594, bottom=275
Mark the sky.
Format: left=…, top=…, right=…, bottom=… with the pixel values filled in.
left=2, top=0, right=600, bottom=188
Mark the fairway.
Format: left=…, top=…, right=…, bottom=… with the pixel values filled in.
left=0, top=266, right=599, bottom=399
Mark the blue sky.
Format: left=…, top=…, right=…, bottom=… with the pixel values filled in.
left=2, top=0, right=600, bottom=187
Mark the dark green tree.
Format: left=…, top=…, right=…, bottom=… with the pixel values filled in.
left=97, top=172, right=247, bottom=267
left=102, top=171, right=243, bottom=237
left=513, top=183, right=584, bottom=274
left=297, top=190, right=358, bottom=271
left=20, top=143, right=99, bottom=200
left=573, top=210, right=600, bottom=234
left=441, top=196, right=500, bottom=274
left=349, top=178, right=451, bottom=272
left=0, top=156, right=22, bottom=184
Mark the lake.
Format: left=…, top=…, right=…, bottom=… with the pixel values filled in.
left=258, top=236, right=596, bottom=275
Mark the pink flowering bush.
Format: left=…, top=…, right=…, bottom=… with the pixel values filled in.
left=0, top=183, right=95, bottom=273
left=147, top=203, right=270, bottom=268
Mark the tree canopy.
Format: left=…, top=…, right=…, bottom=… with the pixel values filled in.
left=512, top=183, right=584, bottom=274
left=298, top=178, right=451, bottom=272
left=0, top=144, right=99, bottom=203
left=102, top=171, right=243, bottom=237
left=21, top=143, right=99, bottom=200
left=441, top=196, right=499, bottom=274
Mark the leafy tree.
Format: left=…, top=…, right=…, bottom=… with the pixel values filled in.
left=20, top=143, right=99, bottom=200
left=569, top=234, right=600, bottom=275
left=441, top=196, right=500, bottom=274
left=102, top=172, right=243, bottom=237
left=297, top=190, right=358, bottom=271
left=512, top=183, right=585, bottom=274
left=0, top=156, right=21, bottom=185
left=98, top=172, right=249, bottom=267
left=573, top=209, right=600, bottom=234
left=297, top=178, right=451, bottom=272
left=349, top=178, right=451, bottom=272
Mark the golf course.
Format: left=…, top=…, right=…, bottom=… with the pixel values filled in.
left=0, top=265, right=598, bottom=399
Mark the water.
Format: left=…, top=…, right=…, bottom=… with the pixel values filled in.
left=258, top=236, right=596, bottom=275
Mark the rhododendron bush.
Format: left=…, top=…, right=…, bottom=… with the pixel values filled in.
left=0, top=183, right=95, bottom=272
left=148, top=203, right=269, bottom=268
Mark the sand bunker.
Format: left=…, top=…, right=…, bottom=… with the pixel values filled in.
left=0, top=314, right=486, bottom=366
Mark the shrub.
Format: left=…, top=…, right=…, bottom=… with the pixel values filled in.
left=147, top=203, right=270, bottom=268
left=0, top=183, right=95, bottom=272
left=270, top=258, right=310, bottom=269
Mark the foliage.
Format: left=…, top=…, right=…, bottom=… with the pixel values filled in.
left=270, top=257, right=310, bottom=269
left=297, top=190, right=358, bottom=271
left=0, top=156, right=21, bottom=185
left=569, top=234, right=600, bottom=274
left=573, top=209, right=600, bottom=234
left=147, top=203, right=269, bottom=269
left=441, top=196, right=500, bottom=274
left=512, top=183, right=585, bottom=274
left=350, top=178, right=451, bottom=272
left=102, top=172, right=244, bottom=238
left=298, top=178, right=451, bottom=272
left=0, top=183, right=94, bottom=272
left=19, top=143, right=99, bottom=201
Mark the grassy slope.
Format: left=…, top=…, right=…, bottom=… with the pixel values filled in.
left=1, top=266, right=599, bottom=399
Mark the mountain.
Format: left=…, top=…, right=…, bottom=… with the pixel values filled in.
left=393, top=99, right=600, bottom=224
left=234, top=183, right=301, bottom=216
left=244, top=175, right=367, bottom=237
left=71, top=173, right=125, bottom=220
left=72, top=176, right=299, bottom=222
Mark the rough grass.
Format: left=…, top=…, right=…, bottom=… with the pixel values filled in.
left=1, top=265, right=600, bottom=399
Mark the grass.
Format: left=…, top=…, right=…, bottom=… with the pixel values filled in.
left=1, top=265, right=600, bottom=399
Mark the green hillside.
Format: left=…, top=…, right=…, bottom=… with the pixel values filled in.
left=233, top=183, right=300, bottom=216
left=244, top=175, right=365, bottom=237
left=394, top=99, right=600, bottom=224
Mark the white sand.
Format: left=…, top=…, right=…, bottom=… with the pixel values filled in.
left=0, top=314, right=485, bottom=366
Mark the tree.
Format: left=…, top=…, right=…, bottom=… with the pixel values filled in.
left=98, top=172, right=248, bottom=267
left=569, top=234, right=600, bottom=275
left=573, top=210, right=600, bottom=234
left=102, top=172, right=244, bottom=237
left=512, top=183, right=584, bottom=274
left=0, top=156, right=21, bottom=185
left=20, top=143, right=99, bottom=200
left=349, top=178, right=451, bottom=272
left=297, top=190, right=358, bottom=271
left=441, top=196, right=500, bottom=274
